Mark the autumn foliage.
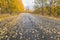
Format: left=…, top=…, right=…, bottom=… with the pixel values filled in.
left=33, top=0, right=60, bottom=17
left=0, top=0, right=24, bottom=14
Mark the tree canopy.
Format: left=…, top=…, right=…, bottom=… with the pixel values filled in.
left=34, top=0, right=60, bottom=17
left=0, top=0, right=24, bottom=14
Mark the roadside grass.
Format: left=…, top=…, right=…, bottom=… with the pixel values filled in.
left=32, top=13, right=60, bottom=21
left=0, top=14, right=18, bottom=21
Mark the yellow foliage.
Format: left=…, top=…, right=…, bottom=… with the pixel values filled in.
left=12, top=0, right=24, bottom=12
left=17, top=0, right=24, bottom=12
left=0, top=0, right=24, bottom=13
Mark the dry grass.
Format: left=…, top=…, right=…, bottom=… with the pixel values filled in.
left=33, top=14, right=60, bottom=21
left=0, top=14, right=18, bottom=21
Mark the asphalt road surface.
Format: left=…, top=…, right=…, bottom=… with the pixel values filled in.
left=0, top=13, right=60, bottom=40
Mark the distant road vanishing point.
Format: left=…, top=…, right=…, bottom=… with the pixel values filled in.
left=0, top=13, right=60, bottom=40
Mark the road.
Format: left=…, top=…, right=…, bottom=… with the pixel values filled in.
left=0, top=13, right=60, bottom=40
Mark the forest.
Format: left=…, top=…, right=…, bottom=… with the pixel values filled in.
left=33, top=0, right=60, bottom=17
left=0, top=0, right=24, bottom=14
left=0, top=0, right=60, bottom=17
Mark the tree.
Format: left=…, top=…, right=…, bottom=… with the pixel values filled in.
left=34, top=0, right=60, bottom=17
left=34, top=0, right=47, bottom=15
left=46, top=0, right=60, bottom=16
left=0, top=0, right=24, bottom=14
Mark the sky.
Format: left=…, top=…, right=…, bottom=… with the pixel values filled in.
left=22, top=0, right=34, bottom=10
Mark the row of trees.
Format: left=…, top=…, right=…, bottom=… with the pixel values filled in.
left=34, top=0, right=60, bottom=17
left=0, top=0, right=24, bottom=14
